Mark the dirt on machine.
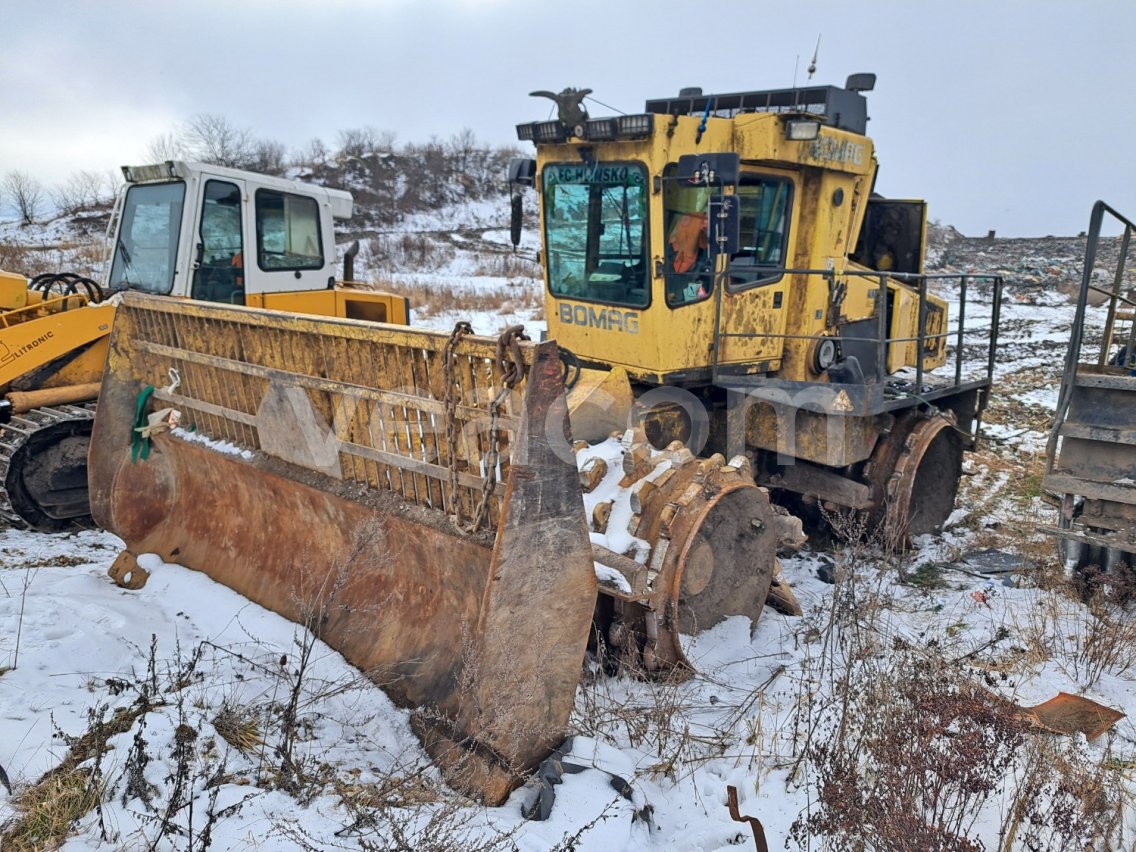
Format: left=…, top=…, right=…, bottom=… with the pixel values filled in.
left=86, top=75, right=1003, bottom=804
left=0, top=160, right=407, bottom=530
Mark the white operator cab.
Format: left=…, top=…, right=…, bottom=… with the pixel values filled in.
left=105, top=161, right=354, bottom=305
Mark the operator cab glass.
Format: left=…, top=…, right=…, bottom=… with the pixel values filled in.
left=728, top=175, right=791, bottom=290
left=191, top=180, right=245, bottom=304
left=664, top=170, right=791, bottom=306
left=108, top=181, right=187, bottom=295
left=542, top=162, right=648, bottom=308
left=255, top=189, right=324, bottom=271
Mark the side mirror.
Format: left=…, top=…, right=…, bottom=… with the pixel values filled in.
left=510, top=195, right=524, bottom=248
left=507, top=158, right=537, bottom=188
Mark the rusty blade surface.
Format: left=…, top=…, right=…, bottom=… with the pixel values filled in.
left=89, top=293, right=596, bottom=804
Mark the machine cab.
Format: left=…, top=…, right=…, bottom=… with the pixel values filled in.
left=511, top=79, right=956, bottom=392
left=105, top=161, right=352, bottom=304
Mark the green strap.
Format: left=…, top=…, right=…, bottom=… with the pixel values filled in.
left=131, top=385, right=155, bottom=463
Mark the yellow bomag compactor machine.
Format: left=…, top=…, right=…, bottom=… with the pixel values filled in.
left=87, top=77, right=1002, bottom=803
left=0, top=161, right=406, bottom=529
left=508, top=77, right=1002, bottom=537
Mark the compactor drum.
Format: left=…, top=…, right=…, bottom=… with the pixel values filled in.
left=89, top=294, right=791, bottom=802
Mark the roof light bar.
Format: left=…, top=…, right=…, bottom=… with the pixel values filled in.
left=616, top=114, right=653, bottom=138
left=121, top=162, right=180, bottom=183
left=583, top=118, right=617, bottom=141
left=516, top=114, right=654, bottom=144
left=532, top=121, right=568, bottom=143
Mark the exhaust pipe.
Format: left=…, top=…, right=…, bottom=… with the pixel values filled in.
left=343, top=240, right=360, bottom=283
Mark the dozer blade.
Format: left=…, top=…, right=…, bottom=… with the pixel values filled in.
left=88, top=293, right=596, bottom=805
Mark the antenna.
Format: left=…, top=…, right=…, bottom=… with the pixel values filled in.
left=807, top=35, right=821, bottom=80
left=793, top=54, right=800, bottom=89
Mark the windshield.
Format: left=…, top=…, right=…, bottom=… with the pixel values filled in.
left=107, top=181, right=186, bottom=295
left=541, top=162, right=649, bottom=308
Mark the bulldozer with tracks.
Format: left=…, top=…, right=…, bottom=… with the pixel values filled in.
left=0, top=160, right=406, bottom=530
left=87, top=76, right=1003, bottom=803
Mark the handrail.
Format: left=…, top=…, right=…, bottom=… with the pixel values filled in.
left=710, top=266, right=1002, bottom=406
left=1044, top=201, right=1136, bottom=478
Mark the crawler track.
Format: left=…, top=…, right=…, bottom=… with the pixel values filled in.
left=0, top=404, right=96, bottom=530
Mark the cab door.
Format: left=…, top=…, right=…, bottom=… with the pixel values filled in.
left=189, top=177, right=247, bottom=305
left=244, top=187, right=335, bottom=297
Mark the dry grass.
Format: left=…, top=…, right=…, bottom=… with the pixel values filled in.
left=792, top=652, right=1029, bottom=852
left=0, top=241, right=36, bottom=274
left=0, top=238, right=104, bottom=279
left=1019, top=585, right=1136, bottom=688
left=378, top=277, right=542, bottom=320
left=1003, top=736, right=1128, bottom=850
left=213, top=703, right=265, bottom=752
left=472, top=253, right=540, bottom=279
left=2, top=768, right=104, bottom=851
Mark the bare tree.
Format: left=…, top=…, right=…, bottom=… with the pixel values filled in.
left=336, top=126, right=396, bottom=159
left=446, top=128, right=479, bottom=172
left=295, top=137, right=329, bottom=168
left=183, top=114, right=254, bottom=168
left=143, top=131, right=188, bottom=164
left=105, top=169, right=123, bottom=203
left=4, top=171, right=45, bottom=225
left=248, top=139, right=287, bottom=175
left=52, top=170, right=110, bottom=215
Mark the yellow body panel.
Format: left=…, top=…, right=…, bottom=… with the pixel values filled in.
left=886, top=284, right=949, bottom=373
left=566, top=365, right=634, bottom=441
left=0, top=270, right=29, bottom=309
left=535, top=111, right=941, bottom=385
left=0, top=302, right=115, bottom=389
left=250, top=287, right=410, bottom=326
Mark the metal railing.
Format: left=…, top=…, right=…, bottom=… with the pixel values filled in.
left=1044, top=201, right=1136, bottom=476
left=709, top=267, right=1004, bottom=416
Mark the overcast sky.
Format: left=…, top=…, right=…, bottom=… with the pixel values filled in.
left=2, top=0, right=1133, bottom=237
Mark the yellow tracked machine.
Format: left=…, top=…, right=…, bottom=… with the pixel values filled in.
left=88, top=77, right=1002, bottom=802
left=0, top=161, right=406, bottom=529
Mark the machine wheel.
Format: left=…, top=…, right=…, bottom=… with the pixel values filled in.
left=579, top=433, right=787, bottom=676
left=862, top=409, right=964, bottom=545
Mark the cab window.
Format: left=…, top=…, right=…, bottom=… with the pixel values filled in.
left=541, top=163, right=649, bottom=308
left=108, top=181, right=186, bottom=295
left=190, top=180, right=244, bottom=304
left=663, top=169, right=712, bottom=307
left=664, top=170, right=792, bottom=306
left=255, top=189, right=324, bottom=271
left=728, top=176, right=791, bottom=290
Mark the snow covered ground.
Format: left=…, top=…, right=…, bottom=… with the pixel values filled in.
left=1, top=484, right=1132, bottom=849
left=2, top=269, right=1135, bottom=850
left=2, top=203, right=1135, bottom=848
